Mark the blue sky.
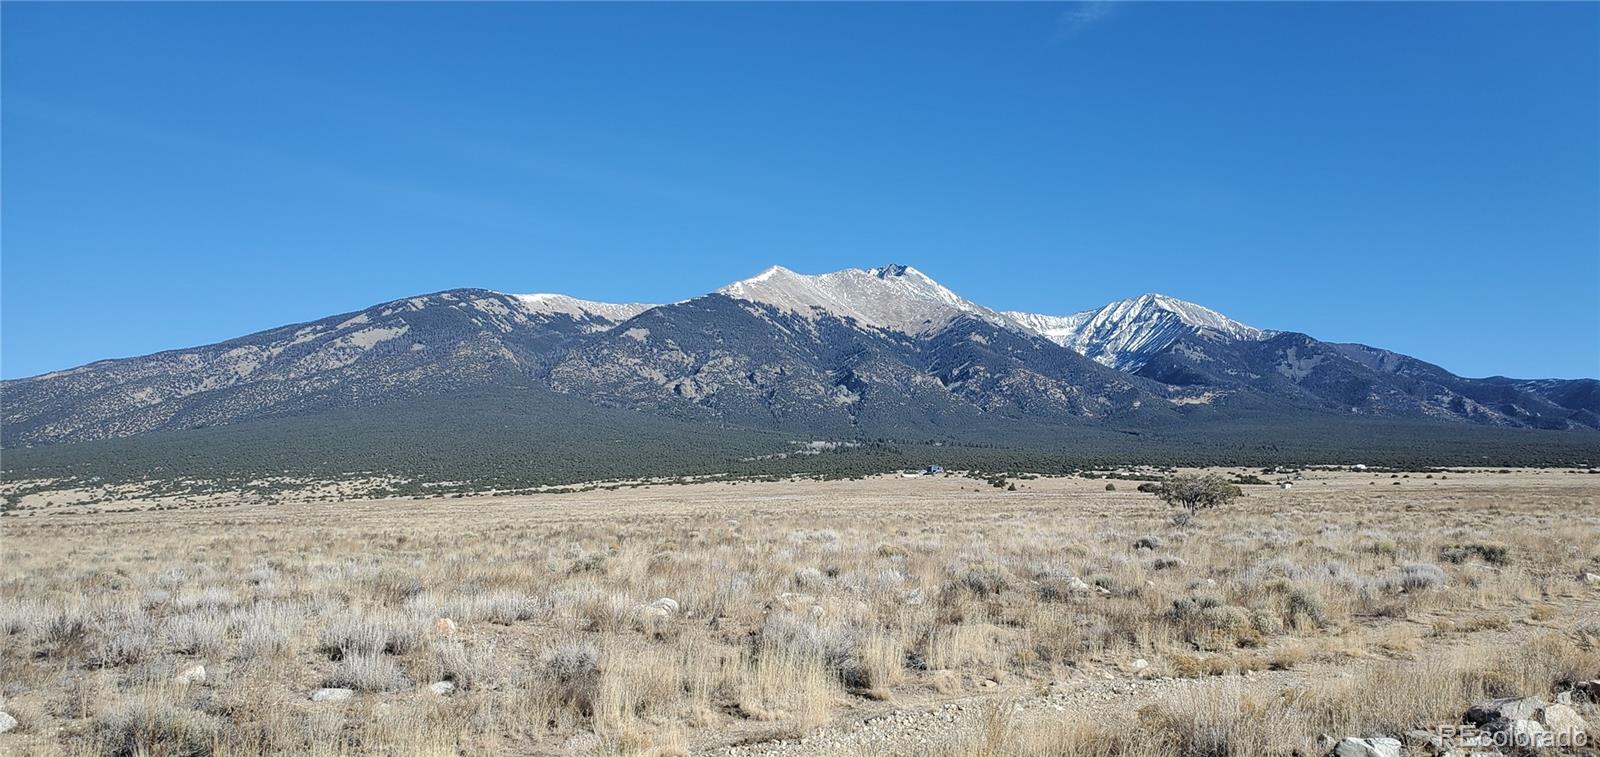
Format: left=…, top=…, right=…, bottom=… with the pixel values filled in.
left=3, top=2, right=1596, bottom=379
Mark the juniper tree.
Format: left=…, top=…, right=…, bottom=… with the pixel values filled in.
left=1150, top=474, right=1243, bottom=516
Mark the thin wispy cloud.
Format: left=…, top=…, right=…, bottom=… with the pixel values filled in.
left=5, top=93, right=542, bottom=232
left=1056, top=1, right=1119, bottom=41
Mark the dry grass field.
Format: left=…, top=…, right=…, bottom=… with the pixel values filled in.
left=2, top=468, right=1598, bottom=755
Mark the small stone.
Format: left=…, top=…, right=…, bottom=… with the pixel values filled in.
left=638, top=605, right=670, bottom=621
left=649, top=597, right=679, bottom=614
left=428, top=681, right=456, bottom=696
left=1331, top=736, right=1402, bottom=757
left=1582, top=572, right=1600, bottom=586
left=174, top=664, right=206, bottom=685
left=311, top=687, right=355, bottom=702
left=1402, top=729, right=1450, bottom=755
left=1129, top=658, right=1149, bottom=671
left=0, top=712, right=16, bottom=733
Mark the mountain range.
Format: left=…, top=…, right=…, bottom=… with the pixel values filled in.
left=4, top=264, right=1596, bottom=477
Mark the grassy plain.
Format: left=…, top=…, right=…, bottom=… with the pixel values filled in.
left=1, top=468, right=1597, bottom=755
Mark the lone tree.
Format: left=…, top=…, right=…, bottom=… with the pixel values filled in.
left=1150, top=473, right=1243, bottom=516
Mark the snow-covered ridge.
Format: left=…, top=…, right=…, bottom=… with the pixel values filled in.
left=717, top=264, right=1008, bottom=334
left=508, top=293, right=656, bottom=324
left=1004, top=293, right=1271, bottom=370
left=715, top=267, right=1269, bottom=370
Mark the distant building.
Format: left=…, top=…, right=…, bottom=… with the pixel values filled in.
left=923, top=465, right=944, bottom=475
left=1352, top=464, right=1368, bottom=471
left=1279, top=481, right=1294, bottom=490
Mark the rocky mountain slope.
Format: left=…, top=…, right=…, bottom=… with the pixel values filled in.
left=1, top=289, right=641, bottom=445
left=4, top=264, right=1596, bottom=449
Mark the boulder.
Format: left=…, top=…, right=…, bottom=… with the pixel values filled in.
left=0, top=711, right=16, bottom=734
left=1541, top=702, right=1588, bottom=736
left=1501, top=718, right=1549, bottom=748
left=1331, top=736, right=1401, bottom=757
left=1465, top=697, right=1545, bottom=729
left=311, top=687, right=355, bottom=702
left=174, top=664, right=206, bottom=685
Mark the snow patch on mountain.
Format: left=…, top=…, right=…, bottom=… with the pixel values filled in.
left=1004, top=293, right=1271, bottom=370
left=717, top=264, right=1006, bottom=335
left=509, top=293, right=656, bottom=326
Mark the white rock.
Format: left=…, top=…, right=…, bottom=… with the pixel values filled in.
left=1129, top=658, right=1149, bottom=671
left=637, top=605, right=670, bottom=621
left=1502, top=718, right=1550, bottom=747
left=174, top=664, right=206, bottom=685
left=1331, top=736, right=1401, bottom=757
left=0, top=712, right=15, bottom=733
left=428, top=681, right=456, bottom=696
left=649, top=597, right=679, bottom=614
left=1542, top=702, right=1587, bottom=736
left=311, top=687, right=355, bottom=702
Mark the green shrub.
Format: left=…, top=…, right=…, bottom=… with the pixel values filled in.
left=1440, top=542, right=1510, bottom=566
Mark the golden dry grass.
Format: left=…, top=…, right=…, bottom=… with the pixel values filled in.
left=0, top=467, right=1597, bottom=755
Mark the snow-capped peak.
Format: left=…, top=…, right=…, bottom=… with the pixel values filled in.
left=717, top=264, right=1004, bottom=334
left=1003, top=293, right=1270, bottom=370
left=508, top=293, right=656, bottom=324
